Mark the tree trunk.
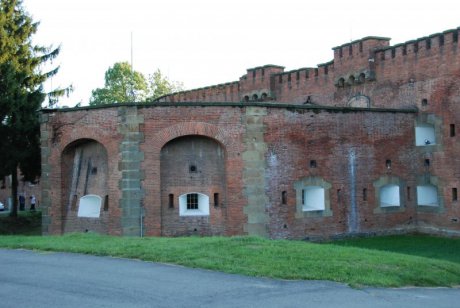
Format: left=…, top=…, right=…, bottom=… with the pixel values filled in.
left=10, top=165, right=18, bottom=218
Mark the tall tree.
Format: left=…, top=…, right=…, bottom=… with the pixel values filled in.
left=89, top=62, right=183, bottom=105
left=146, top=69, right=184, bottom=102
left=89, top=62, right=148, bottom=105
left=0, top=0, right=65, bottom=217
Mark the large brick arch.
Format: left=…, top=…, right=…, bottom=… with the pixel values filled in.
left=151, top=122, right=236, bottom=156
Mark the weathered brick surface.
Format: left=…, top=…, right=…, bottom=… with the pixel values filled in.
left=41, top=27, right=460, bottom=238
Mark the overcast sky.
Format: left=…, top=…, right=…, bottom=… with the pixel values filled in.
left=23, top=0, right=460, bottom=106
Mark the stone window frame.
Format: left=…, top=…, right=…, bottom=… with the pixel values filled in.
left=414, top=114, right=443, bottom=152
left=373, top=176, right=406, bottom=214
left=416, top=175, right=444, bottom=213
left=294, top=176, right=332, bottom=218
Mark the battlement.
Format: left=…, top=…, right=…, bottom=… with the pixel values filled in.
left=158, top=26, right=460, bottom=105
left=375, top=28, right=459, bottom=61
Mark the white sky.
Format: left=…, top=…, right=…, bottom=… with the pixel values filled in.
left=23, top=0, right=460, bottom=106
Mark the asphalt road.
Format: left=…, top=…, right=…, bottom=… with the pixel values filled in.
left=0, top=249, right=459, bottom=308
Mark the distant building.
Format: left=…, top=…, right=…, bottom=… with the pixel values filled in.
left=41, top=27, right=460, bottom=239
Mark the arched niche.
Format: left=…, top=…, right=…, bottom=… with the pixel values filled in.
left=160, top=135, right=226, bottom=236
left=60, top=139, right=109, bottom=233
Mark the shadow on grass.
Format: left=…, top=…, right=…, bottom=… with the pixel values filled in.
left=0, top=210, right=42, bottom=235
left=332, top=234, right=460, bottom=264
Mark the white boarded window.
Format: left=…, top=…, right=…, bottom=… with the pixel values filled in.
left=179, top=193, right=209, bottom=216
left=77, top=195, right=102, bottom=218
left=380, top=184, right=400, bottom=207
left=302, top=186, right=325, bottom=211
left=417, top=185, right=438, bottom=206
left=415, top=125, right=436, bottom=146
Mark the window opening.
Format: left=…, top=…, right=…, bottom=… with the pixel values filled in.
left=386, top=159, right=392, bottom=169
left=310, top=160, right=317, bottom=168
left=359, top=41, right=363, bottom=52
left=71, top=195, right=78, bottom=211
left=391, top=48, right=396, bottom=58
left=189, top=165, right=197, bottom=173
left=407, top=186, right=411, bottom=201
left=453, top=31, right=458, bottom=43
left=453, top=188, right=458, bottom=202
left=339, top=48, right=343, bottom=58
left=169, top=194, right=174, bottom=208
left=380, top=184, right=400, bottom=207
left=424, top=159, right=430, bottom=167
left=214, top=193, right=219, bottom=207
left=187, top=193, right=199, bottom=210
left=439, top=35, right=444, bottom=46
left=363, top=188, right=367, bottom=201
left=104, top=195, right=109, bottom=211
left=349, top=45, right=353, bottom=56
left=279, top=75, right=282, bottom=83
left=252, top=94, right=258, bottom=101
left=413, top=42, right=419, bottom=53
left=282, top=191, right=287, bottom=205
left=417, top=185, right=438, bottom=206
left=296, top=71, right=300, bottom=80
left=426, top=38, right=431, bottom=49
left=301, top=189, right=305, bottom=205
left=421, top=98, right=428, bottom=106
left=91, top=167, right=98, bottom=175
left=450, top=124, right=456, bottom=137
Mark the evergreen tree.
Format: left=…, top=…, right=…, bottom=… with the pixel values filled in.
left=0, top=0, right=66, bottom=217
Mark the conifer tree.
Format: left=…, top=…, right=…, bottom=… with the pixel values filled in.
left=0, top=0, right=67, bottom=217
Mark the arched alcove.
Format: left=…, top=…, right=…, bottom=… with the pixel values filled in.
left=61, top=139, right=109, bottom=234
left=160, top=135, right=226, bottom=236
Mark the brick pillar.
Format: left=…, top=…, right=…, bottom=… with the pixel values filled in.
left=117, top=106, right=145, bottom=236
left=39, top=113, right=52, bottom=235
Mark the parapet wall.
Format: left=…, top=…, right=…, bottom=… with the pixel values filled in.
left=158, top=27, right=460, bottom=108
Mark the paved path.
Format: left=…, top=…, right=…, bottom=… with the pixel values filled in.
left=0, top=249, right=459, bottom=307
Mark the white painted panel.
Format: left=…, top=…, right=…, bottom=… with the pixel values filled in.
left=179, top=193, right=210, bottom=216
left=417, top=185, right=438, bottom=206
left=303, top=186, right=325, bottom=211
left=380, top=184, right=400, bottom=207
left=77, top=195, right=102, bottom=218
left=415, top=125, right=436, bottom=146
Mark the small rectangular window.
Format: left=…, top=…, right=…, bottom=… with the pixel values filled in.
left=407, top=186, right=411, bottom=201
left=279, top=75, right=282, bottom=83
left=359, top=41, right=363, bottom=53
left=282, top=191, right=287, bottom=205
left=424, top=159, right=430, bottom=167
left=214, top=193, right=219, bottom=207
left=301, top=189, right=305, bottom=205
left=187, top=193, right=198, bottom=210
left=104, top=195, right=109, bottom=211
left=363, top=188, right=367, bottom=201
left=386, top=159, right=392, bottom=169
left=169, top=194, right=174, bottom=208
left=310, top=160, right=317, bottom=168
left=453, top=188, right=458, bottom=202
left=450, top=124, right=456, bottom=137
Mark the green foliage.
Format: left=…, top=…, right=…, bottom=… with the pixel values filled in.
left=89, top=62, right=147, bottom=105
left=0, top=234, right=459, bottom=287
left=89, top=62, right=183, bottom=105
left=0, top=0, right=66, bottom=216
left=146, top=69, right=184, bottom=102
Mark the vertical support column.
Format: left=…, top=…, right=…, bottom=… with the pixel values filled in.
left=242, top=107, right=269, bottom=237
left=118, top=106, right=145, bottom=236
left=39, top=113, right=52, bottom=235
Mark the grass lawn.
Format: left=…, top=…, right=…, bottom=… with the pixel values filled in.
left=0, top=233, right=459, bottom=288
left=0, top=210, right=42, bottom=235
